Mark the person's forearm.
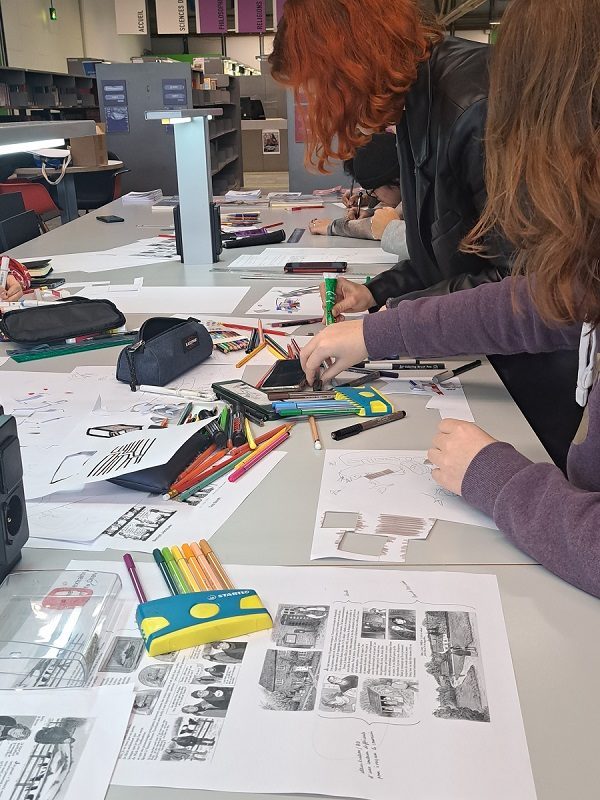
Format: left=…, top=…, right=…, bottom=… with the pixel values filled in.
left=327, top=216, right=375, bottom=240
left=363, top=276, right=581, bottom=359
left=380, top=219, right=408, bottom=257
left=462, top=442, right=600, bottom=598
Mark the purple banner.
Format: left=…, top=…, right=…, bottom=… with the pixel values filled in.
left=195, top=0, right=227, bottom=33
left=274, top=0, right=286, bottom=26
left=234, top=0, right=266, bottom=33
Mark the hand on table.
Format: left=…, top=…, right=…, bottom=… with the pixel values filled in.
left=0, top=275, right=24, bottom=302
left=309, top=218, right=331, bottom=236
left=318, top=276, right=376, bottom=320
left=371, top=207, right=401, bottom=240
left=427, top=419, right=497, bottom=495
left=300, top=319, right=368, bottom=385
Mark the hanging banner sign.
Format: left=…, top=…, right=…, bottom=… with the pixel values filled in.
left=273, top=0, right=286, bottom=28
left=234, top=0, right=266, bottom=33
left=114, top=0, right=148, bottom=34
left=156, top=0, right=189, bottom=34
left=195, top=0, right=227, bottom=34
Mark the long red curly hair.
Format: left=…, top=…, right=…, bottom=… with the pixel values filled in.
left=269, top=0, right=441, bottom=171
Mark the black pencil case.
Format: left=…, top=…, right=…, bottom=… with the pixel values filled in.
left=0, top=297, right=126, bottom=345
left=109, top=427, right=213, bottom=494
left=116, top=317, right=213, bottom=391
left=222, top=229, right=286, bottom=248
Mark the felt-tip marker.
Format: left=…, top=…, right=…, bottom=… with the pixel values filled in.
left=432, top=359, right=482, bottom=385
left=331, top=410, right=407, bottom=441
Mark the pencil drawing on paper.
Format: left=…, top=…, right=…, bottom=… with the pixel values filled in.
left=422, top=611, right=490, bottom=722
left=259, top=649, right=322, bottom=711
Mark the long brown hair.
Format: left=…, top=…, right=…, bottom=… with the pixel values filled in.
left=269, top=0, right=441, bottom=172
left=464, top=0, right=600, bottom=326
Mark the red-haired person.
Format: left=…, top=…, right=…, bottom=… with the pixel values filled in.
left=269, top=0, right=510, bottom=315
left=300, top=0, right=600, bottom=598
left=1, top=259, right=29, bottom=302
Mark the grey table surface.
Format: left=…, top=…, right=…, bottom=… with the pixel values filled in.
left=5, top=198, right=597, bottom=799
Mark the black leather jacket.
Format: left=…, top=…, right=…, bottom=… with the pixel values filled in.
left=368, top=37, right=511, bottom=308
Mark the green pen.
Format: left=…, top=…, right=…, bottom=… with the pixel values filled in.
left=161, top=546, right=188, bottom=594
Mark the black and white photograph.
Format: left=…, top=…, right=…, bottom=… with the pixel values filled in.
left=101, top=505, right=178, bottom=541
left=259, top=649, right=322, bottom=711
left=387, top=609, right=417, bottom=640
left=133, top=690, right=161, bottom=715
left=360, top=607, right=387, bottom=639
left=191, top=664, right=227, bottom=684
left=9, top=717, right=91, bottom=800
left=262, top=129, right=281, bottom=155
left=181, top=686, right=234, bottom=718
left=99, top=636, right=145, bottom=673
left=201, top=641, right=247, bottom=664
left=0, top=715, right=34, bottom=741
left=423, top=610, right=490, bottom=722
left=138, top=664, right=173, bottom=688
left=161, top=716, right=220, bottom=762
left=359, top=678, right=418, bottom=718
left=319, top=675, right=358, bottom=714
left=272, top=604, right=330, bottom=648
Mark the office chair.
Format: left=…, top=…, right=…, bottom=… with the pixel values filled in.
left=0, top=182, right=61, bottom=228
left=0, top=210, right=42, bottom=250
left=72, top=151, right=130, bottom=212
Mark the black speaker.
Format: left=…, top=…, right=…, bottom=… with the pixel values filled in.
left=0, top=410, right=29, bottom=581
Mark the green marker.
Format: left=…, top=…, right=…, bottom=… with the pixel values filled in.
left=161, top=547, right=188, bottom=594
left=323, top=272, right=338, bottom=326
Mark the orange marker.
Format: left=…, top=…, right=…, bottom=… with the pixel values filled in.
left=199, top=540, right=234, bottom=589
left=182, top=543, right=210, bottom=590
left=190, top=542, right=221, bottom=589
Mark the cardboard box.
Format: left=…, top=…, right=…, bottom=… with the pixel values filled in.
left=70, top=123, right=108, bottom=167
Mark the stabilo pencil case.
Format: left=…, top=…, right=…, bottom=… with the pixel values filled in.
left=116, top=316, right=213, bottom=391
left=110, top=427, right=212, bottom=494
left=0, top=297, right=126, bottom=345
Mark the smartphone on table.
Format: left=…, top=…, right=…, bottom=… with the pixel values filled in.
left=96, top=215, right=125, bottom=223
left=284, top=261, right=347, bottom=274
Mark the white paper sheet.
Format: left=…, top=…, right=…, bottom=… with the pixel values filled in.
left=27, top=451, right=286, bottom=551
left=25, top=418, right=215, bottom=499
left=426, top=379, right=475, bottom=422
left=311, top=449, right=495, bottom=561
left=227, top=247, right=399, bottom=269
left=0, top=370, right=99, bottom=448
left=66, top=560, right=536, bottom=800
left=246, top=286, right=350, bottom=317
left=73, top=285, right=249, bottom=314
left=0, top=685, right=133, bottom=800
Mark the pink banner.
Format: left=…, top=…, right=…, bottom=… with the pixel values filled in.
left=234, top=0, right=266, bottom=33
left=195, top=0, right=227, bottom=33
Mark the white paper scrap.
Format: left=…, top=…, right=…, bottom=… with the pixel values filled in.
left=227, top=246, right=399, bottom=271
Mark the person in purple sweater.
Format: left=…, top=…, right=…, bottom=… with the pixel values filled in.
left=300, top=0, right=600, bottom=599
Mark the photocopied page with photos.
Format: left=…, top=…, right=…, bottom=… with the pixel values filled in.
left=66, top=561, right=536, bottom=800
left=312, top=450, right=496, bottom=562
left=0, top=685, right=134, bottom=800
left=227, top=247, right=400, bottom=270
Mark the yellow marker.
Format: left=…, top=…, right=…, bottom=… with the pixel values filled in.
left=235, top=341, right=267, bottom=368
left=267, top=344, right=286, bottom=360
left=244, top=417, right=257, bottom=450
left=181, top=543, right=210, bottom=590
left=237, top=425, right=292, bottom=469
left=171, top=546, right=201, bottom=592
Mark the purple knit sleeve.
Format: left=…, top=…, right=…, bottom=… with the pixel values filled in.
left=363, top=277, right=581, bottom=360
left=462, top=442, right=600, bottom=598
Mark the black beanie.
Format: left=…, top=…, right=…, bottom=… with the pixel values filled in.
left=351, top=132, right=400, bottom=190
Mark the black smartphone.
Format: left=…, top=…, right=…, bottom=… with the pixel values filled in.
left=284, top=261, right=347, bottom=273
left=30, top=276, right=66, bottom=289
left=261, top=358, right=308, bottom=392
left=96, top=215, right=125, bottom=223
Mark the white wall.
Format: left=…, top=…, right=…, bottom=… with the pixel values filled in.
left=79, top=0, right=150, bottom=62
left=1, top=0, right=84, bottom=72
left=225, top=34, right=274, bottom=73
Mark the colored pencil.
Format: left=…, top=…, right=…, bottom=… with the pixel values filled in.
left=182, top=543, right=211, bottom=590
left=308, top=416, right=322, bottom=450
left=264, top=334, right=288, bottom=358
left=176, top=443, right=217, bottom=484
left=199, top=540, right=234, bottom=589
left=271, top=317, right=322, bottom=328
left=267, top=344, right=286, bottom=360
left=228, top=430, right=290, bottom=482
left=161, top=546, right=188, bottom=594
left=153, top=548, right=176, bottom=595
left=244, top=417, right=257, bottom=449
left=221, top=321, right=287, bottom=337
left=257, top=319, right=264, bottom=345
left=172, top=545, right=201, bottom=591
left=123, top=553, right=147, bottom=603
left=176, top=453, right=251, bottom=501
left=255, top=362, right=276, bottom=389
left=235, top=340, right=267, bottom=368
left=190, top=542, right=221, bottom=589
